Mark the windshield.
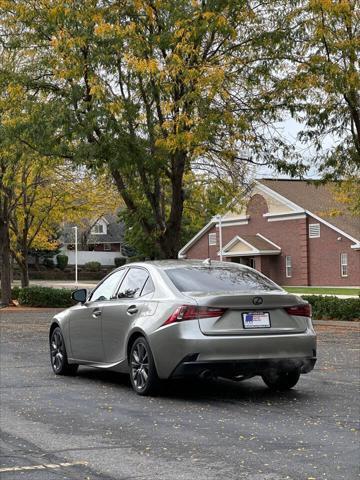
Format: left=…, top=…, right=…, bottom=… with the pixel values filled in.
left=165, top=265, right=281, bottom=293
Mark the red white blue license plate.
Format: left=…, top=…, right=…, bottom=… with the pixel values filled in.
left=242, top=312, right=271, bottom=329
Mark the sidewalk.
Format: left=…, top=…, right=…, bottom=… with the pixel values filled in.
left=12, top=280, right=97, bottom=290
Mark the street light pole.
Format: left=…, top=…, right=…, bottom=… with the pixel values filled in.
left=216, top=214, right=223, bottom=262
left=73, top=226, right=78, bottom=287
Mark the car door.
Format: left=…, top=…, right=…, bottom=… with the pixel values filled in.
left=69, top=269, right=127, bottom=362
left=101, top=267, right=153, bottom=364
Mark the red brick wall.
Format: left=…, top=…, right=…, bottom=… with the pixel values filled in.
left=307, top=215, right=360, bottom=286
left=185, top=194, right=360, bottom=286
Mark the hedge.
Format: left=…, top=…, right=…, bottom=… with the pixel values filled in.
left=17, top=286, right=73, bottom=308
left=56, top=254, right=69, bottom=270
left=84, top=261, right=102, bottom=272
left=303, top=295, right=360, bottom=321
left=114, top=257, right=126, bottom=267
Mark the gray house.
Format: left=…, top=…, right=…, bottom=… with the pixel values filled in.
left=61, top=214, right=126, bottom=266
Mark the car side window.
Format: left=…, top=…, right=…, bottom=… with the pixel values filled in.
left=141, top=276, right=155, bottom=297
left=89, top=269, right=127, bottom=302
left=117, top=268, right=150, bottom=299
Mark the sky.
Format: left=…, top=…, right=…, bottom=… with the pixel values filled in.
left=254, top=117, right=333, bottom=180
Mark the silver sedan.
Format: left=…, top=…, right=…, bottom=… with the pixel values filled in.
left=49, top=260, right=316, bottom=395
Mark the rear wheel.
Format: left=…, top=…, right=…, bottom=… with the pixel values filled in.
left=262, top=368, right=300, bottom=391
left=129, top=337, right=159, bottom=396
left=50, top=327, right=78, bottom=375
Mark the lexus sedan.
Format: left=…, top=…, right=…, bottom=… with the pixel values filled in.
left=49, top=260, right=316, bottom=395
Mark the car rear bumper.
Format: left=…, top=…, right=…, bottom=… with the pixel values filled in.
left=149, top=321, right=317, bottom=379
left=171, top=357, right=317, bottom=379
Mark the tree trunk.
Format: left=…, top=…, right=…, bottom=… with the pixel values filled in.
left=19, top=255, right=29, bottom=288
left=0, top=220, right=12, bottom=306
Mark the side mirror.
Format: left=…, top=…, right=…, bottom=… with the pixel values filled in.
left=71, top=289, right=87, bottom=304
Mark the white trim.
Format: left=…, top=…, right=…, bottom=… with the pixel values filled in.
left=351, top=244, right=360, bottom=250
left=220, top=235, right=281, bottom=257
left=266, top=213, right=307, bottom=222
left=285, top=255, right=292, bottom=278
left=221, top=215, right=250, bottom=223
left=178, top=219, right=215, bottom=258
left=258, top=181, right=360, bottom=245
left=305, top=210, right=360, bottom=245
left=222, top=235, right=257, bottom=253
left=256, top=233, right=282, bottom=250
left=340, top=252, right=348, bottom=277
left=208, top=232, right=217, bottom=246
left=309, top=223, right=321, bottom=238
left=221, top=251, right=280, bottom=257
left=255, top=182, right=304, bottom=213
left=216, top=219, right=249, bottom=227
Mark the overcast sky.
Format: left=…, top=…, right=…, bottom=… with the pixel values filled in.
left=254, top=117, right=333, bottom=180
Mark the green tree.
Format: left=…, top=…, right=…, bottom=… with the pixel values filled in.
left=2, top=0, right=300, bottom=259
left=276, top=0, right=360, bottom=177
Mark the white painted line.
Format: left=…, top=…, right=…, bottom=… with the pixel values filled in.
left=0, top=461, right=88, bottom=473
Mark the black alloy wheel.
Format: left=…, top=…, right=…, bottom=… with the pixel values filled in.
left=50, top=327, right=78, bottom=375
left=129, top=337, right=159, bottom=395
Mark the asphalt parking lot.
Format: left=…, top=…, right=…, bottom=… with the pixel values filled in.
left=0, top=310, right=359, bottom=480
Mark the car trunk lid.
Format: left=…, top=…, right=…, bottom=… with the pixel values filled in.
left=185, top=291, right=308, bottom=335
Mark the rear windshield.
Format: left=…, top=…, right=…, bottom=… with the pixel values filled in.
left=165, top=266, right=280, bottom=293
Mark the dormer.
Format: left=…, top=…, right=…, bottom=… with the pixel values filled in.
left=91, top=217, right=108, bottom=235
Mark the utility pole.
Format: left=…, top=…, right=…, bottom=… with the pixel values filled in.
left=73, top=226, right=78, bottom=287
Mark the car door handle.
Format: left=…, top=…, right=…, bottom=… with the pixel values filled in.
left=127, top=305, right=138, bottom=315
left=92, top=308, right=102, bottom=318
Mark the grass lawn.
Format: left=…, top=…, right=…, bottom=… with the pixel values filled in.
left=284, top=286, right=360, bottom=296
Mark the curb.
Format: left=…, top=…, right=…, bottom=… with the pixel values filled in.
left=313, top=320, right=360, bottom=327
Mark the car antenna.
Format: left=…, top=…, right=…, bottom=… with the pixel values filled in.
left=203, top=258, right=211, bottom=267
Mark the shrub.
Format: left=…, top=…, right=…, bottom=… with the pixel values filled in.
left=56, top=254, right=69, bottom=271
left=114, top=257, right=126, bottom=267
left=11, top=286, right=21, bottom=300
left=84, top=261, right=102, bottom=272
left=18, top=286, right=73, bottom=308
left=303, top=295, right=360, bottom=321
left=43, top=258, right=55, bottom=269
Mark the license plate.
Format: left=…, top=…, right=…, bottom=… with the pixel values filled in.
left=242, top=312, right=271, bottom=329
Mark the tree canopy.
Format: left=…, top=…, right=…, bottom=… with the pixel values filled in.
left=0, top=0, right=358, bottom=270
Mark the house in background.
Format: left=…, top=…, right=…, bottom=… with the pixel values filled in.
left=61, top=214, right=126, bottom=266
left=179, top=179, right=360, bottom=286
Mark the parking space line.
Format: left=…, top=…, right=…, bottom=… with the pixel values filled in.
left=0, top=461, right=88, bottom=473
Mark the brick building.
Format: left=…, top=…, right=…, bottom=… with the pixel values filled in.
left=178, top=179, right=360, bottom=286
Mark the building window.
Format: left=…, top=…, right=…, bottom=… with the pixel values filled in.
left=309, top=223, right=320, bottom=238
left=340, top=253, right=348, bottom=277
left=285, top=256, right=292, bottom=278
left=91, top=223, right=104, bottom=234
left=104, top=243, right=111, bottom=251
left=208, top=233, right=217, bottom=246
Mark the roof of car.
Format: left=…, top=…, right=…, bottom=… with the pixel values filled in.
left=130, top=259, right=244, bottom=270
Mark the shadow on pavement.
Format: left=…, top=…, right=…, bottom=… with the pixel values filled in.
left=74, top=366, right=312, bottom=404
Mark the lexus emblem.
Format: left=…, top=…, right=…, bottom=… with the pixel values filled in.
left=252, top=296, right=263, bottom=306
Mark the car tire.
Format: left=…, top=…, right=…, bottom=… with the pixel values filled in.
left=50, top=327, right=78, bottom=376
left=129, top=336, right=159, bottom=396
left=262, top=368, right=300, bottom=391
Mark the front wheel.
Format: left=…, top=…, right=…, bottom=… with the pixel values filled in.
left=262, top=368, right=300, bottom=391
left=50, top=327, right=78, bottom=376
left=129, top=337, right=159, bottom=396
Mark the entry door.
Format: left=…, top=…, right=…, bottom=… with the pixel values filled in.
left=101, top=267, right=151, bottom=364
left=69, top=268, right=127, bottom=362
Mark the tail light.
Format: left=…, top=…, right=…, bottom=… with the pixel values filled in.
left=163, top=305, right=226, bottom=326
left=285, top=304, right=312, bottom=317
